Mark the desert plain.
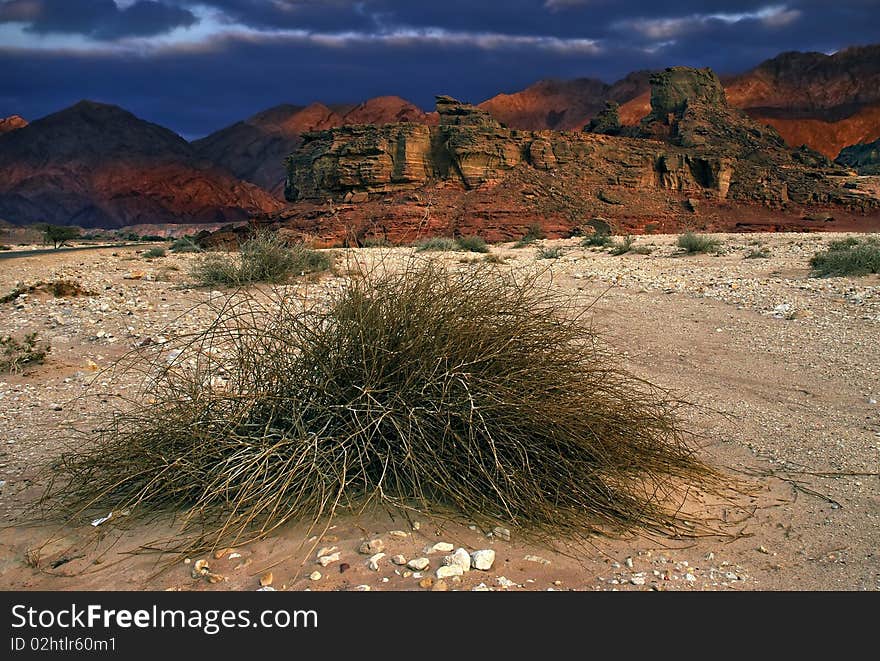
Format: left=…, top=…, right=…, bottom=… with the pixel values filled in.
left=0, top=232, right=876, bottom=592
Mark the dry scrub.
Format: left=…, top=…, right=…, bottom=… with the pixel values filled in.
left=42, top=258, right=716, bottom=553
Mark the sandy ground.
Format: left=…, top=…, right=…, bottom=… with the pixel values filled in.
left=0, top=233, right=877, bottom=592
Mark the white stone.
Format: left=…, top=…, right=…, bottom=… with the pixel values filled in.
left=491, top=526, right=511, bottom=541
left=309, top=571, right=322, bottom=581
left=316, top=545, right=337, bottom=558
left=443, top=548, right=471, bottom=572
left=407, top=557, right=430, bottom=571
left=391, top=554, right=407, bottom=565
left=524, top=554, right=550, bottom=565
left=436, top=565, right=464, bottom=579
left=355, top=585, right=371, bottom=591
left=359, top=539, right=385, bottom=555
left=318, top=552, right=340, bottom=567
left=425, top=542, right=454, bottom=554
left=471, top=549, right=496, bottom=571
left=496, top=576, right=516, bottom=588
left=367, top=552, right=386, bottom=571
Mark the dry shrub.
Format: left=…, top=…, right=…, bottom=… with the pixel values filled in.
left=43, top=258, right=715, bottom=552
left=1, top=333, right=49, bottom=374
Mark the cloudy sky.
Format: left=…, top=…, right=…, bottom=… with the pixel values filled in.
left=1, top=0, right=878, bottom=138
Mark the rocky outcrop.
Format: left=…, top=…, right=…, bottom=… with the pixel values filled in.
left=584, top=101, right=621, bottom=136
left=0, top=115, right=26, bottom=135
left=194, top=96, right=436, bottom=198
left=620, top=46, right=880, bottom=158
left=837, top=138, right=880, bottom=174
left=0, top=101, right=282, bottom=228
left=287, top=79, right=865, bottom=216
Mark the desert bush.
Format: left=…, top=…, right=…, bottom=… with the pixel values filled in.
left=415, top=236, right=456, bottom=252
left=191, top=233, right=330, bottom=286
left=677, top=232, right=721, bottom=254
left=810, top=236, right=880, bottom=277
left=513, top=223, right=546, bottom=248
left=536, top=246, right=563, bottom=259
left=1, top=333, right=49, bottom=374
left=744, top=246, right=770, bottom=259
left=170, top=237, right=202, bottom=253
left=43, top=260, right=714, bottom=553
left=582, top=233, right=613, bottom=248
left=143, top=247, right=166, bottom=259
left=361, top=237, right=391, bottom=248
left=484, top=253, right=506, bottom=264
left=0, top=244, right=10, bottom=251
left=456, top=235, right=489, bottom=253
left=609, top=236, right=636, bottom=256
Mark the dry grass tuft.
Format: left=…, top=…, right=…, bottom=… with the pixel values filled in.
left=42, top=258, right=717, bottom=553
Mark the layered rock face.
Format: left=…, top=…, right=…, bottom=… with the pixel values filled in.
left=837, top=138, right=880, bottom=175
left=0, top=115, right=27, bottom=134
left=619, top=46, right=880, bottom=158
left=195, top=96, right=436, bottom=198
left=286, top=71, right=864, bottom=215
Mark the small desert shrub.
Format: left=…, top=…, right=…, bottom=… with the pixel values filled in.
left=810, top=236, right=880, bottom=277
left=644, top=223, right=659, bottom=234
left=631, top=245, right=654, bottom=255
left=1, top=333, right=49, bottom=374
left=582, top=233, right=613, bottom=248
left=513, top=223, right=546, bottom=248
left=0, top=244, right=10, bottom=251
left=677, top=232, right=721, bottom=254
left=456, top=235, right=489, bottom=253
left=143, top=247, right=166, bottom=259
left=192, top=233, right=329, bottom=286
left=744, top=247, right=771, bottom=259
left=361, top=237, right=391, bottom=248
left=44, top=260, right=714, bottom=553
left=537, top=246, right=563, bottom=259
left=609, top=236, right=636, bottom=256
left=415, top=236, right=456, bottom=252
left=170, top=237, right=202, bottom=253
left=484, top=253, right=506, bottom=264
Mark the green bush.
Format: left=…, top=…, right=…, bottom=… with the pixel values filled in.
left=677, top=232, right=721, bottom=254
left=191, top=232, right=330, bottom=286
left=609, top=236, right=636, bottom=256
left=415, top=237, right=456, bottom=252
left=170, top=237, right=203, bottom=253
left=582, top=233, right=613, bottom=248
left=810, top=236, right=880, bottom=277
left=143, top=247, right=166, bottom=259
left=513, top=223, right=546, bottom=248
left=537, top=246, right=563, bottom=259
left=456, top=235, right=489, bottom=253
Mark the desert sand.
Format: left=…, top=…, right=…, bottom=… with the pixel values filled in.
left=0, top=233, right=877, bottom=591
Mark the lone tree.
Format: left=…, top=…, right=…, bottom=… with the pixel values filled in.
left=42, top=225, right=80, bottom=249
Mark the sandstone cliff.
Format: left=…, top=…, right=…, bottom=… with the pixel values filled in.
left=278, top=69, right=876, bottom=246
left=837, top=138, right=880, bottom=175
left=194, top=96, right=436, bottom=198
left=0, top=115, right=27, bottom=135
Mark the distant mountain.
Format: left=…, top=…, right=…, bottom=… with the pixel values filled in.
left=477, top=72, right=652, bottom=131
left=619, top=45, right=880, bottom=158
left=194, top=96, right=435, bottom=197
left=0, top=101, right=282, bottom=228
left=0, top=115, right=27, bottom=134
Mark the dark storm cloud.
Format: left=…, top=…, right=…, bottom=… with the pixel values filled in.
left=0, top=0, right=197, bottom=40
left=1, top=1, right=878, bottom=137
